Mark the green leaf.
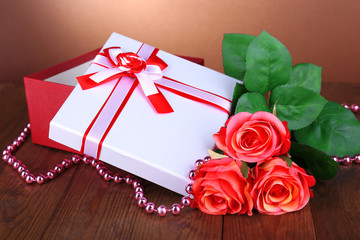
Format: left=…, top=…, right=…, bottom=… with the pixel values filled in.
left=230, top=83, right=248, bottom=115
left=223, top=33, right=256, bottom=80
left=214, top=149, right=224, bottom=155
left=279, top=155, right=292, bottom=168
left=244, top=30, right=292, bottom=94
left=270, top=85, right=327, bottom=130
left=240, top=161, right=249, bottom=178
left=289, top=142, right=338, bottom=180
left=294, top=101, right=360, bottom=156
left=235, top=92, right=270, bottom=114
left=289, top=63, right=322, bottom=93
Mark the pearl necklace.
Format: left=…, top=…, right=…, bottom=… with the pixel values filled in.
left=1, top=103, right=359, bottom=216
left=1, top=123, right=195, bottom=217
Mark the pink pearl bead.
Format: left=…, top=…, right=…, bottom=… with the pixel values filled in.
left=204, top=156, right=211, bottom=162
left=98, top=167, right=106, bottom=176
left=351, top=104, right=359, bottom=113
left=2, top=154, right=9, bottom=162
left=36, top=174, right=45, bottom=184
left=17, top=136, right=24, bottom=143
left=195, top=159, right=204, bottom=167
left=13, top=160, right=21, bottom=169
left=181, top=196, right=191, bottom=207
left=171, top=204, right=181, bottom=215
left=342, top=103, right=350, bottom=109
left=54, top=164, right=63, bottom=173
left=133, top=181, right=141, bottom=188
left=20, top=132, right=26, bottom=138
left=185, top=184, right=192, bottom=194
left=23, top=127, right=30, bottom=133
left=342, top=156, right=352, bottom=166
left=13, top=140, right=20, bottom=147
left=6, top=145, right=14, bottom=152
left=145, top=202, right=155, bottom=214
left=331, top=155, right=339, bottom=162
left=82, top=156, right=91, bottom=164
left=189, top=170, right=196, bottom=180
left=47, top=170, right=56, bottom=179
left=95, top=162, right=104, bottom=171
left=135, top=192, right=144, bottom=200
left=91, top=159, right=98, bottom=167
left=138, top=197, right=147, bottom=207
left=25, top=174, right=35, bottom=183
left=2, top=150, right=9, bottom=156
left=125, top=177, right=133, bottom=185
left=157, top=205, right=167, bottom=216
left=353, top=154, right=360, bottom=164
left=17, top=165, right=26, bottom=173
left=103, top=172, right=112, bottom=181
left=7, top=156, right=15, bottom=165
left=71, top=155, right=81, bottom=164
left=135, top=187, right=143, bottom=193
left=21, top=170, right=29, bottom=179
left=114, top=173, right=122, bottom=183
left=62, top=159, right=71, bottom=168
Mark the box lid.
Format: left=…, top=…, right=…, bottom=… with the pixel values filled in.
left=50, top=32, right=240, bottom=195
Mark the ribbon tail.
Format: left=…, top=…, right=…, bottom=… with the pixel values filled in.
left=77, top=73, right=99, bottom=90
left=155, top=77, right=232, bottom=114
left=146, top=49, right=168, bottom=70
left=147, top=91, right=173, bottom=113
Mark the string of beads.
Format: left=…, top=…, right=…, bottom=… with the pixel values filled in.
left=1, top=123, right=194, bottom=217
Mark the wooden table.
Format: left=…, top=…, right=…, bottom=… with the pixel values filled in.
left=0, top=82, right=359, bottom=239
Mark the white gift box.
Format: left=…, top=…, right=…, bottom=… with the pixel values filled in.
left=49, top=32, right=240, bottom=195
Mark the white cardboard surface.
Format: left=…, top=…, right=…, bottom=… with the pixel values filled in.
left=50, top=32, right=240, bottom=195
left=45, top=61, right=92, bottom=86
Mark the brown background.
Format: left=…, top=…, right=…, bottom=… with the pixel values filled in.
left=1, top=0, right=359, bottom=85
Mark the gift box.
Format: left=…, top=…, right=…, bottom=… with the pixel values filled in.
left=49, top=32, right=239, bottom=195
left=24, top=49, right=204, bottom=153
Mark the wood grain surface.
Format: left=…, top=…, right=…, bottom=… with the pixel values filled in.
left=0, top=83, right=359, bottom=240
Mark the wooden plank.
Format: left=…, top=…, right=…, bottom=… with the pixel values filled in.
left=40, top=162, right=223, bottom=239
left=223, top=205, right=316, bottom=239
left=0, top=85, right=78, bottom=239
left=310, top=166, right=360, bottom=240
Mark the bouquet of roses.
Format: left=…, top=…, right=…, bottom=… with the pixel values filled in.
left=190, top=31, right=360, bottom=215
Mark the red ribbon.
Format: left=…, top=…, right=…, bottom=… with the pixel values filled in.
left=77, top=44, right=232, bottom=159
left=77, top=47, right=173, bottom=113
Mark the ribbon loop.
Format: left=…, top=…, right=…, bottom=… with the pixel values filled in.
left=77, top=46, right=170, bottom=113
left=135, top=65, right=162, bottom=96
left=107, top=47, right=123, bottom=66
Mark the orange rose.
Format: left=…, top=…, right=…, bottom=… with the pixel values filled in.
left=250, top=157, right=316, bottom=215
left=214, top=112, right=291, bottom=163
left=191, top=158, right=253, bottom=215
